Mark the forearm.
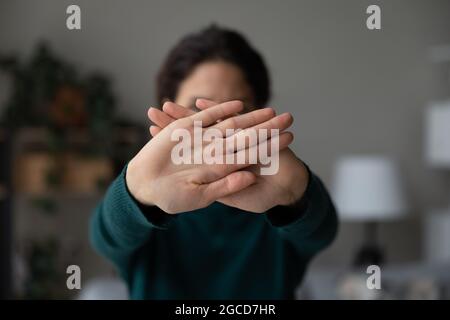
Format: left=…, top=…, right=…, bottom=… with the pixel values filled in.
left=266, top=167, right=339, bottom=258
left=90, top=165, right=174, bottom=269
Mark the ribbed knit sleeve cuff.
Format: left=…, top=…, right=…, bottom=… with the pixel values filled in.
left=108, top=165, right=175, bottom=231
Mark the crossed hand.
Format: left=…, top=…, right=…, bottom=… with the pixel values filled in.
left=126, top=99, right=308, bottom=214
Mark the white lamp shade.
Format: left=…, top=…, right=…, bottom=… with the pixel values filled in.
left=332, top=156, right=408, bottom=221
left=425, top=101, right=450, bottom=168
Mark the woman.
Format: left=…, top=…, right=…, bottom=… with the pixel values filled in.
left=90, top=25, right=338, bottom=299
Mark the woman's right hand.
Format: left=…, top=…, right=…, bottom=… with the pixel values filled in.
left=126, top=100, right=293, bottom=214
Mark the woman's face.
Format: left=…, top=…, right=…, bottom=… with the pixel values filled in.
left=175, top=60, right=255, bottom=112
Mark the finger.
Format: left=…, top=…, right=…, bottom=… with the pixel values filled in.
left=196, top=98, right=216, bottom=110
left=209, top=131, right=294, bottom=176
left=212, top=107, right=276, bottom=136
left=196, top=98, right=240, bottom=122
left=224, top=112, right=293, bottom=152
left=148, top=106, right=176, bottom=128
left=202, top=170, right=256, bottom=202
left=163, top=101, right=196, bottom=120
left=197, top=98, right=258, bottom=114
left=149, top=125, right=162, bottom=137
left=232, top=131, right=293, bottom=168
left=190, top=100, right=244, bottom=127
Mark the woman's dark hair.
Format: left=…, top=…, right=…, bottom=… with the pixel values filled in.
left=156, top=25, right=270, bottom=106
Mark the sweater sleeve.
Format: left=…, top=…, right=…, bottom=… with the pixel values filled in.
left=89, top=165, right=175, bottom=275
left=265, top=165, right=339, bottom=259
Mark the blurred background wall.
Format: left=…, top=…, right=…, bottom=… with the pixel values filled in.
left=1, top=0, right=450, bottom=292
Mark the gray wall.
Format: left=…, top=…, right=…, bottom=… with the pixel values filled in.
left=1, top=0, right=450, bottom=268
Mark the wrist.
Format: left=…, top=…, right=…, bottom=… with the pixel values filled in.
left=279, top=159, right=309, bottom=206
left=125, top=158, right=155, bottom=207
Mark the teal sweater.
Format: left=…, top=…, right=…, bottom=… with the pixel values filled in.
left=90, top=165, right=338, bottom=299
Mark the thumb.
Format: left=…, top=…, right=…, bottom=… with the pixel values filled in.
left=202, top=170, right=256, bottom=202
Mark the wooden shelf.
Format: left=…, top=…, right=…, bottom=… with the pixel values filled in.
left=7, top=126, right=145, bottom=197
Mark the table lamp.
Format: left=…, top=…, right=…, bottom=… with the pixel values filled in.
left=332, top=156, right=408, bottom=266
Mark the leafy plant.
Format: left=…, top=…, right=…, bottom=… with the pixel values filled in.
left=0, top=42, right=117, bottom=155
